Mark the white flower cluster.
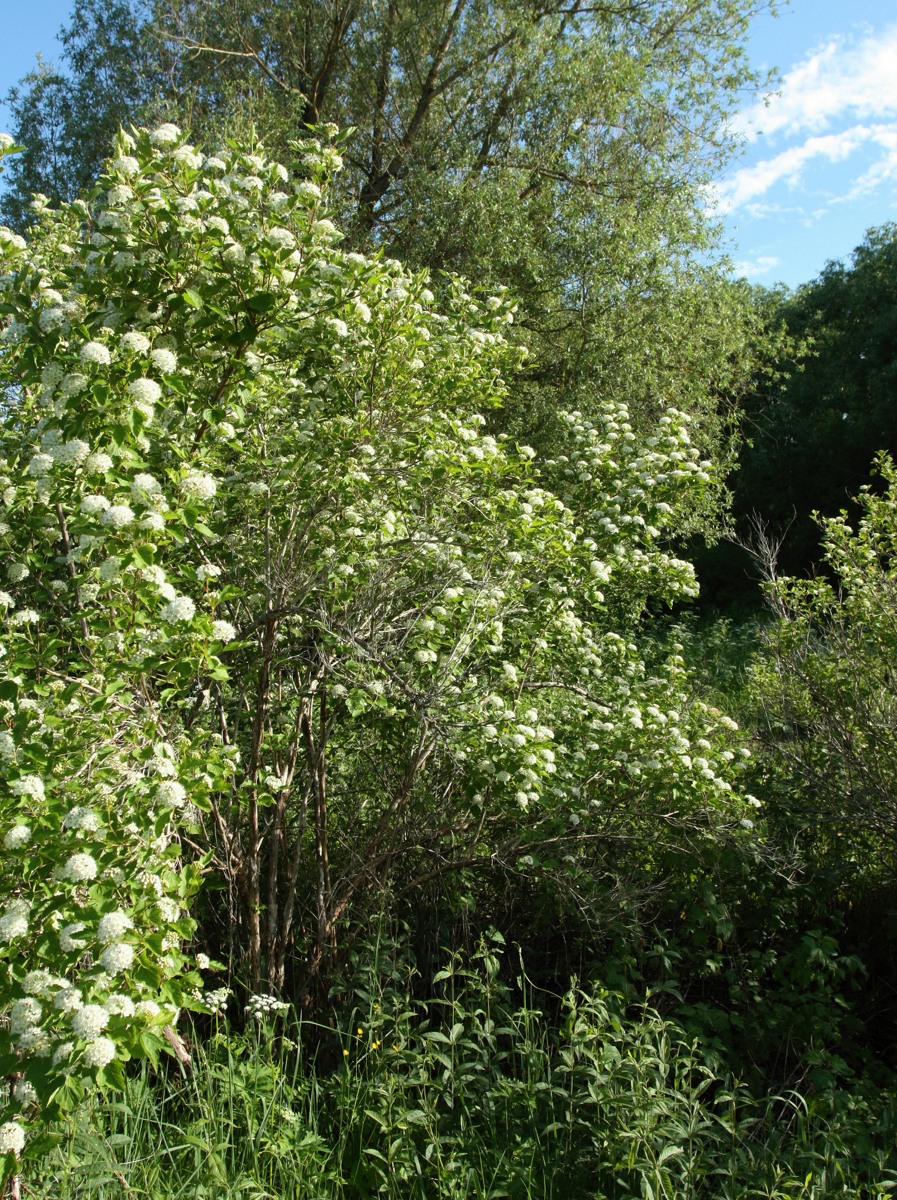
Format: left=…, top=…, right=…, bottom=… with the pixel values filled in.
left=97, top=910, right=133, bottom=941
left=161, top=595, right=195, bottom=623
left=179, top=471, right=217, bottom=501
left=100, top=504, right=135, bottom=529
left=204, top=986, right=230, bottom=1014
left=62, top=806, right=102, bottom=831
left=0, top=898, right=30, bottom=942
left=156, top=780, right=187, bottom=808
left=0, top=1121, right=25, bottom=1154
left=3, top=825, right=31, bottom=850
left=80, top=341, right=112, bottom=366
left=245, top=993, right=289, bottom=1021
left=149, top=123, right=181, bottom=147
left=128, top=378, right=162, bottom=406
left=151, top=347, right=177, bottom=374
left=58, top=853, right=98, bottom=882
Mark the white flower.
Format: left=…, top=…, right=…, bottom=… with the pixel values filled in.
left=84, top=452, right=114, bottom=474
left=10, top=775, right=44, bottom=800
left=60, top=372, right=88, bottom=397
left=21, top=971, right=54, bottom=997
left=120, top=331, right=151, bottom=354
left=295, top=180, right=321, bottom=203
left=59, top=853, right=98, bottom=882
left=105, top=993, right=135, bottom=1017
left=0, top=594, right=14, bottom=611
left=100, top=504, right=135, bottom=528
left=59, top=922, right=86, bottom=952
left=312, top=219, right=339, bottom=241
left=211, top=619, right=237, bottom=644
left=100, top=942, right=135, bottom=974
left=157, top=780, right=187, bottom=808
left=53, top=987, right=83, bottom=1014
left=3, top=825, right=30, bottom=850
left=140, top=512, right=165, bottom=532
left=326, top=317, right=348, bottom=338
left=135, top=1000, right=161, bottom=1021
left=80, top=341, right=111, bottom=366
left=71, top=1004, right=109, bottom=1039
left=28, top=453, right=54, bottom=477
left=267, top=225, right=296, bottom=249
left=196, top=953, right=211, bottom=970
left=179, top=472, right=217, bottom=501
left=80, top=494, right=111, bottom=515
left=156, top=897, right=180, bottom=922
left=140, top=565, right=166, bottom=586
left=39, top=306, right=67, bottom=331
left=9, top=609, right=38, bottom=627
left=9, top=997, right=41, bottom=1033
left=0, top=908, right=28, bottom=941
left=6, top=563, right=28, bottom=583
left=52, top=438, right=90, bottom=465
left=16, top=1026, right=50, bottom=1055
left=172, top=145, right=203, bottom=169
left=0, top=1122, right=25, bottom=1155
left=161, top=595, right=195, bottom=623
left=52, top=1041, right=74, bottom=1066
left=62, top=806, right=101, bottom=832
left=196, top=563, right=221, bottom=582
left=99, top=555, right=122, bottom=582
left=83, top=1037, right=117, bottom=1068
left=111, top=155, right=140, bottom=176
left=149, top=123, right=181, bottom=147
left=131, top=473, right=162, bottom=500
left=128, top=378, right=162, bottom=406
left=40, top=363, right=65, bottom=389
left=14, top=1081, right=36, bottom=1110
left=150, top=347, right=177, bottom=374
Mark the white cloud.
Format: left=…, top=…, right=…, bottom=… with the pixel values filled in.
left=732, top=255, right=781, bottom=279
left=737, top=24, right=897, bottom=142
left=713, top=126, right=886, bottom=214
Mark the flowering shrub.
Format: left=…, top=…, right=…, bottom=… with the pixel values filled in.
left=0, top=121, right=759, bottom=1169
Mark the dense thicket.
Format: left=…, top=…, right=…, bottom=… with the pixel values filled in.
left=4, top=3, right=897, bottom=1195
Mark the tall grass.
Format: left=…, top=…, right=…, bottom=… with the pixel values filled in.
left=28, top=949, right=897, bottom=1199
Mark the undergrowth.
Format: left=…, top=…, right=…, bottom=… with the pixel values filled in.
left=28, top=944, right=897, bottom=1199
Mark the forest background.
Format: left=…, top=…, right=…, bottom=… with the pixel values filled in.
left=1, top=1, right=897, bottom=1196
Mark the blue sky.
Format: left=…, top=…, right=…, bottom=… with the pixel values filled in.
left=1, top=0, right=895, bottom=290
left=714, top=0, right=897, bottom=288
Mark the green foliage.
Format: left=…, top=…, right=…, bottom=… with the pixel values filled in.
left=749, top=454, right=897, bottom=869
left=1, top=0, right=155, bottom=230
left=2, top=0, right=785, bottom=518
left=23, top=949, right=897, bottom=1198
left=731, top=224, right=897, bottom=581
left=0, top=121, right=768, bottom=1176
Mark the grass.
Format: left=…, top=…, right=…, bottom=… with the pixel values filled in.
left=23, top=948, right=897, bottom=1199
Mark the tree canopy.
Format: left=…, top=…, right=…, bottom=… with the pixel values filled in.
left=3, top=0, right=783, bottom=523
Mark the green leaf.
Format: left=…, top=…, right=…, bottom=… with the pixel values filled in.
left=247, top=291, right=277, bottom=313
